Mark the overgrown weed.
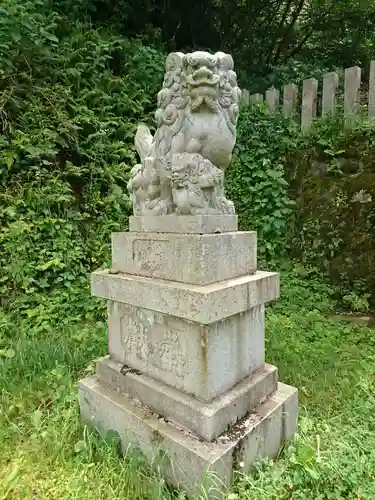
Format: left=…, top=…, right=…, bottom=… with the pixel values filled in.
left=1, top=272, right=374, bottom=499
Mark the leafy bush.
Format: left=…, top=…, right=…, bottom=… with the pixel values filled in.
left=1, top=0, right=374, bottom=312
left=228, top=104, right=375, bottom=307
left=227, top=104, right=298, bottom=260
left=286, top=115, right=375, bottom=308
left=0, top=0, right=164, bottom=307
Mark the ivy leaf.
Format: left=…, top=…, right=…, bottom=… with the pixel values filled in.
left=31, top=409, right=43, bottom=430
left=43, top=32, right=59, bottom=43
left=74, top=440, right=86, bottom=454
left=37, top=258, right=66, bottom=271
left=11, top=30, right=21, bottom=42
left=0, top=348, right=16, bottom=358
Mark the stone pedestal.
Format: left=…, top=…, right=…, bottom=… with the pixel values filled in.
left=78, top=215, right=298, bottom=499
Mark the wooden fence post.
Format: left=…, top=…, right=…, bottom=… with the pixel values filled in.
left=344, top=66, right=361, bottom=126
left=368, top=61, right=375, bottom=118
left=322, top=72, right=339, bottom=117
left=266, top=88, right=280, bottom=113
left=250, top=93, right=264, bottom=104
left=240, top=62, right=373, bottom=129
left=240, top=88, right=250, bottom=109
left=301, top=78, right=318, bottom=132
left=283, top=83, right=297, bottom=118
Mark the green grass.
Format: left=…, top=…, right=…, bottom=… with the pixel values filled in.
left=1, top=268, right=374, bottom=499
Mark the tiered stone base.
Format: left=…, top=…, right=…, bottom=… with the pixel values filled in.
left=79, top=377, right=297, bottom=499
left=78, top=215, right=298, bottom=499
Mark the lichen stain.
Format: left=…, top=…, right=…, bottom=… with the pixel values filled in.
left=200, top=325, right=208, bottom=380
left=151, top=429, right=164, bottom=445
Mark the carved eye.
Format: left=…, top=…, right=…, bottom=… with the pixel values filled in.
left=188, top=59, right=199, bottom=70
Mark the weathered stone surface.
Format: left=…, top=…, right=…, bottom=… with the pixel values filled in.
left=106, top=302, right=265, bottom=402
left=79, top=377, right=298, bottom=499
left=92, top=270, right=280, bottom=324
left=97, top=357, right=278, bottom=440
left=344, top=66, right=361, bottom=127
left=266, top=87, right=280, bottom=113
left=283, top=83, right=297, bottom=118
left=322, top=71, right=339, bottom=117
left=274, top=383, right=299, bottom=440
left=240, top=88, right=250, bottom=108
left=111, top=231, right=257, bottom=285
left=127, top=52, right=241, bottom=217
left=301, top=78, right=318, bottom=133
left=129, top=214, right=238, bottom=234
left=79, top=46, right=299, bottom=496
left=250, top=93, right=263, bottom=104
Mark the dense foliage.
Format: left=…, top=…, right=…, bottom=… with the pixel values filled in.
left=1, top=0, right=374, bottom=310
left=286, top=116, right=375, bottom=310
left=228, top=104, right=375, bottom=308
left=0, top=0, right=164, bottom=307
left=50, top=0, right=375, bottom=89
left=1, top=0, right=375, bottom=498
left=226, top=106, right=298, bottom=260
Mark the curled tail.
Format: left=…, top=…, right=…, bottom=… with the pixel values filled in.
left=135, top=124, right=153, bottom=162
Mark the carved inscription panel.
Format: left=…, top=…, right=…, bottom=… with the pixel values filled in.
left=132, top=239, right=171, bottom=274
left=113, top=303, right=188, bottom=379
left=107, top=301, right=266, bottom=402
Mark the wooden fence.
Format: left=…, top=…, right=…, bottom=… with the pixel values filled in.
left=240, top=61, right=375, bottom=132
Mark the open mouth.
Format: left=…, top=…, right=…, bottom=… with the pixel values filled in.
left=190, top=84, right=218, bottom=96
left=187, top=79, right=219, bottom=99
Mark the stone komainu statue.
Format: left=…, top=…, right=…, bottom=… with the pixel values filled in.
left=127, top=51, right=241, bottom=216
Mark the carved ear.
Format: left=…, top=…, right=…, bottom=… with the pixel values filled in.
left=165, top=52, right=185, bottom=71
left=215, top=52, right=234, bottom=71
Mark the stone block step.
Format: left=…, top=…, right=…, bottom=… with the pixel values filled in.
left=97, top=356, right=278, bottom=441
left=106, top=302, right=266, bottom=402
left=111, top=231, right=257, bottom=285
left=78, top=377, right=298, bottom=500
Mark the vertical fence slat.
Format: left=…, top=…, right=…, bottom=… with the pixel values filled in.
left=266, top=88, right=280, bottom=113
left=283, top=83, right=297, bottom=118
left=240, top=88, right=250, bottom=109
left=368, top=61, right=375, bottom=118
left=322, top=72, right=339, bottom=117
left=242, top=63, right=370, bottom=128
left=301, top=78, right=318, bottom=132
left=344, top=66, right=361, bottom=126
left=250, top=93, right=264, bottom=103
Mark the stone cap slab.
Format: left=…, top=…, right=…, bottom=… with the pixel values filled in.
left=91, top=269, right=280, bottom=324
left=129, top=215, right=238, bottom=234
left=112, top=231, right=257, bottom=285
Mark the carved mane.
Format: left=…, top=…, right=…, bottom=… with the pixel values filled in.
left=129, top=50, right=240, bottom=216
left=152, top=51, right=241, bottom=160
